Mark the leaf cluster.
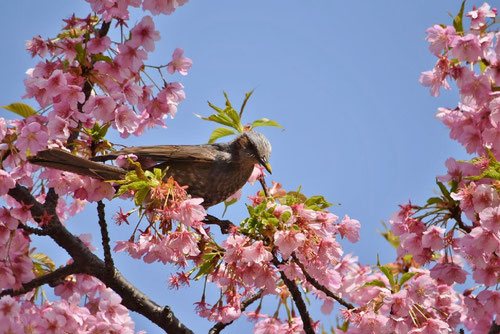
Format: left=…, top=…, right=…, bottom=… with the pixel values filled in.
left=198, top=91, right=282, bottom=144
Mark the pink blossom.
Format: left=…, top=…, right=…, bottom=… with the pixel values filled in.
left=83, top=95, right=116, bottom=122
left=241, top=241, right=272, bottom=264
left=172, top=198, right=206, bottom=226
left=46, top=115, right=70, bottom=140
left=479, top=206, right=500, bottom=232
left=450, top=34, right=483, bottom=62
left=87, top=36, right=111, bottom=54
left=477, top=290, right=500, bottom=315
left=142, top=0, right=188, bottom=15
left=167, top=230, right=200, bottom=257
left=0, top=170, right=16, bottom=196
left=25, top=35, right=49, bottom=58
left=338, top=215, right=361, bottom=242
left=167, top=48, right=192, bottom=76
left=0, top=207, right=18, bottom=230
left=254, top=316, right=282, bottom=334
left=0, top=117, right=6, bottom=142
left=247, top=164, right=265, bottom=185
left=16, top=121, right=49, bottom=157
left=425, top=25, right=456, bottom=56
left=116, top=42, right=148, bottom=73
left=467, top=3, right=497, bottom=30
left=114, top=105, right=140, bottom=137
left=419, top=70, right=450, bottom=97
left=129, top=16, right=160, bottom=52
left=408, top=318, right=451, bottom=334
left=274, top=230, right=306, bottom=259
left=472, top=184, right=499, bottom=213
left=421, top=226, right=445, bottom=251
left=430, top=262, right=467, bottom=285
left=469, top=226, right=500, bottom=254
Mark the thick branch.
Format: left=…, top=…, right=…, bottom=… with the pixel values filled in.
left=272, top=256, right=315, bottom=334
left=97, top=200, right=114, bottom=270
left=8, top=184, right=193, bottom=334
left=0, top=263, right=79, bottom=298
left=208, top=290, right=263, bottom=334
left=291, top=253, right=355, bottom=310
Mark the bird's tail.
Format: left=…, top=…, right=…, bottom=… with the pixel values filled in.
left=28, top=149, right=127, bottom=180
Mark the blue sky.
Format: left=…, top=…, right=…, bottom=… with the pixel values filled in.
left=0, top=1, right=470, bottom=332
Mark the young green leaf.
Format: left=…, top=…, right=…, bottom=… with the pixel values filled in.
left=239, top=90, right=254, bottom=117
left=379, top=265, right=396, bottom=290
left=1, top=102, right=37, bottom=118
left=398, top=272, right=416, bottom=288
left=208, top=127, right=237, bottom=144
left=363, top=279, right=387, bottom=288
left=252, top=118, right=283, bottom=129
left=453, top=1, right=466, bottom=34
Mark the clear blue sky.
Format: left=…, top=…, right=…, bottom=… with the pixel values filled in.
left=0, top=1, right=469, bottom=332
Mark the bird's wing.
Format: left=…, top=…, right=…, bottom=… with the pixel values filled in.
left=107, top=144, right=222, bottom=163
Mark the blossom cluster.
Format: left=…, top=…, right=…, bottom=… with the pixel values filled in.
left=0, top=275, right=138, bottom=333
left=0, top=0, right=191, bottom=332
left=386, top=2, right=500, bottom=333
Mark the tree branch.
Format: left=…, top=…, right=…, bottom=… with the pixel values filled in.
left=291, top=253, right=355, bottom=310
left=208, top=290, right=263, bottom=334
left=8, top=184, right=193, bottom=334
left=203, top=214, right=236, bottom=234
left=18, top=223, right=49, bottom=236
left=97, top=200, right=114, bottom=270
left=272, top=256, right=315, bottom=334
left=0, top=262, right=80, bottom=298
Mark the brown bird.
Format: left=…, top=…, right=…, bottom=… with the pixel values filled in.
left=28, top=131, right=272, bottom=207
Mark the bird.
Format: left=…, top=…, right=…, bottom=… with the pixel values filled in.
left=28, top=131, right=272, bottom=208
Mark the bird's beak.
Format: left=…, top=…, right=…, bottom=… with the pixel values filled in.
left=262, top=161, right=272, bottom=174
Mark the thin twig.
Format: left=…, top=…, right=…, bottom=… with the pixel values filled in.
left=292, top=253, right=355, bottom=310
left=258, top=177, right=269, bottom=198
left=18, top=223, right=49, bottom=236
left=208, top=290, right=264, bottom=334
left=97, top=201, right=114, bottom=270
left=272, top=256, right=315, bottom=334
left=0, top=263, right=79, bottom=298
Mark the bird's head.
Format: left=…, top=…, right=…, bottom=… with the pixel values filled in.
left=243, top=131, right=272, bottom=174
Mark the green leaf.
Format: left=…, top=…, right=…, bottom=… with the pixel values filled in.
left=251, top=118, right=283, bottom=129
left=92, top=54, right=113, bottom=63
left=379, top=265, right=396, bottom=290
left=398, top=272, right=416, bottom=288
left=363, top=279, right=387, bottom=288
left=453, top=1, right=466, bottom=33
left=207, top=101, right=224, bottom=114
left=208, top=127, right=236, bottom=144
left=304, top=195, right=332, bottom=210
left=239, top=90, right=254, bottom=116
left=1, top=102, right=37, bottom=118
left=203, top=113, right=236, bottom=129
left=226, top=107, right=243, bottom=131
left=426, top=197, right=442, bottom=205
left=193, top=253, right=218, bottom=280
left=75, top=43, right=86, bottom=64
left=436, top=180, right=453, bottom=201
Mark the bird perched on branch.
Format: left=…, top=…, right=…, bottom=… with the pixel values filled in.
left=28, top=131, right=272, bottom=208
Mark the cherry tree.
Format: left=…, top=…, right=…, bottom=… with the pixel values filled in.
left=0, top=1, right=498, bottom=333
